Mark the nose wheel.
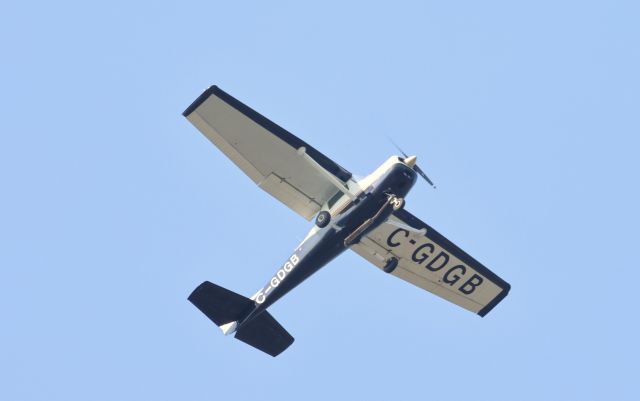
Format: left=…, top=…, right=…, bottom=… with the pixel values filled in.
left=389, top=195, right=405, bottom=211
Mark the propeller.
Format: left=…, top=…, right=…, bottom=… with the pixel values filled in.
left=389, top=139, right=437, bottom=189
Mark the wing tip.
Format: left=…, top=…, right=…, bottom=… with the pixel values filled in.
left=183, top=85, right=222, bottom=117
left=477, top=283, right=511, bottom=317
left=182, top=85, right=353, bottom=183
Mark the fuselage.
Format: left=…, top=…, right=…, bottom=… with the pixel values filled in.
left=238, top=156, right=417, bottom=328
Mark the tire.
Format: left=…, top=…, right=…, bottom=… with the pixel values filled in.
left=383, top=257, right=398, bottom=273
left=315, top=211, right=331, bottom=228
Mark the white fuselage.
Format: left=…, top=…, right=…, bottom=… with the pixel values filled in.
left=299, top=156, right=406, bottom=244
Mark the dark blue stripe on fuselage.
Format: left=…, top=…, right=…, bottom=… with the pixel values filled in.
left=239, top=163, right=416, bottom=327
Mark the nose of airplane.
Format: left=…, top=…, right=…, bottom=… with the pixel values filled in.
left=404, top=155, right=417, bottom=168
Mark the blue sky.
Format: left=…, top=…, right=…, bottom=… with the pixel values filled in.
left=1, top=1, right=639, bottom=400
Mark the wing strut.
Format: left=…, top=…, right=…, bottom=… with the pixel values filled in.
left=385, top=217, right=427, bottom=235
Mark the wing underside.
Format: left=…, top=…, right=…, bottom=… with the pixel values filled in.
left=184, top=86, right=352, bottom=220
left=351, top=209, right=510, bottom=316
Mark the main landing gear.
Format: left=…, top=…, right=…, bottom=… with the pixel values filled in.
left=383, top=257, right=399, bottom=273
left=315, top=211, right=331, bottom=228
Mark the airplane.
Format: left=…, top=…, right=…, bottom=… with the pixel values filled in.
left=183, top=86, right=511, bottom=357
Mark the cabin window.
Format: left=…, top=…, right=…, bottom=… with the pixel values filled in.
left=327, top=191, right=345, bottom=209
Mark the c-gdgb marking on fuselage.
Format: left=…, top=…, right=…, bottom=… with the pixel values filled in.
left=183, top=86, right=511, bottom=356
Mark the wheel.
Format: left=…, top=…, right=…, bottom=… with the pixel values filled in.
left=383, top=257, right=398, bottom=273
left=315, top=211, right=331, bottom=228
left=391, top=197, right=405, bottom=211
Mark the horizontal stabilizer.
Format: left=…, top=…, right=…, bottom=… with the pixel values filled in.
left=188, top=281, right=252, bottom=326
left=235, top=311, right=294, bottom=357
left=188, top=281, right=294, bottom=356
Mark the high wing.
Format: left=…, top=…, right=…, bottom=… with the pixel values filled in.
left=351, top=209, right=510, bottom=316
left=183, top=86, right=352, bottom=220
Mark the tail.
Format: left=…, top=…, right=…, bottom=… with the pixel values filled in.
left=188, top=281, right=294, bottom=357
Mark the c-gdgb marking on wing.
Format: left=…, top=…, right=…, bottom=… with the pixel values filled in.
left=183, top=86, right=510, bottom=356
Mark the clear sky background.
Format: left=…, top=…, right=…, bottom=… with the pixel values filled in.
left=1, top=1, right=639, bottom=400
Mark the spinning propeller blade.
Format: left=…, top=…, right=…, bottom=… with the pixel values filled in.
left=389, top=138, right=409, bottom=158
left=414, top=164, right=436, bottom=188
left=388, top=139, right=436, bottom=189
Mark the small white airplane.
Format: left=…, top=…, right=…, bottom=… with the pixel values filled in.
left=184, top=86, right=510, bottom=356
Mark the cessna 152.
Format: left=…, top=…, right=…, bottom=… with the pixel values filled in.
left=184, top=86, right=510, bottom=356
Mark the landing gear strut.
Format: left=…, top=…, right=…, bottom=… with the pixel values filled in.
left=344, top=193, right=405, bottom=247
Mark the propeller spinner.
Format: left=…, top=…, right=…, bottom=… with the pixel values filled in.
left=390, top=140, right=436, bottom=189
